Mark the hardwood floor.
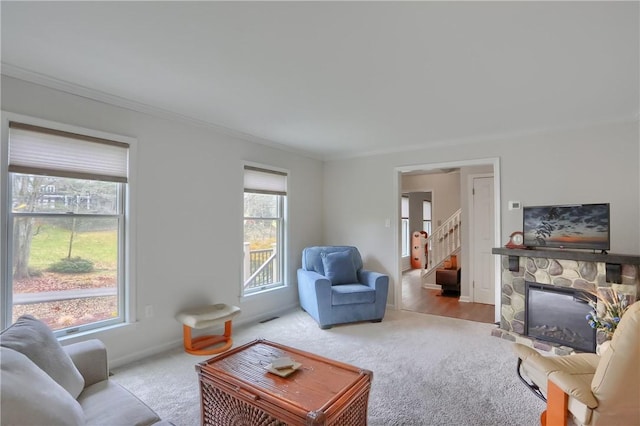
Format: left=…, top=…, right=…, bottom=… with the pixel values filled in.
left=401, top=269, right=495, bottom=324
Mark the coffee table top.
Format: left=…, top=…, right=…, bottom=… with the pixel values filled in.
left=197, top=339, right=371, bottom=413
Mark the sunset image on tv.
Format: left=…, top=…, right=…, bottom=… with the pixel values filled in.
left=523, top=204, right=610, bottom=250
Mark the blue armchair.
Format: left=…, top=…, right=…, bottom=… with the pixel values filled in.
left=297, top=246, right=389, bottom=329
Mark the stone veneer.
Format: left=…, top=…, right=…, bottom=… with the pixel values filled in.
left=493, top=254, right=640, bottom=355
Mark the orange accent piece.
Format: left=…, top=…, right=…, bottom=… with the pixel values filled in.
left=541, top=380, right=569, bottom=426
left=411, top=231, right=428, bottom=269
left=182, top=320, right=234, bottom=356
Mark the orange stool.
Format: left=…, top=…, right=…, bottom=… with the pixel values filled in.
left=175, top=304, right=241, bottom=355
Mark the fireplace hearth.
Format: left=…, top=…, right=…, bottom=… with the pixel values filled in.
left=525, top=281, right=595, bottom=353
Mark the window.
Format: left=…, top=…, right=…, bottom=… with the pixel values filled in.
left=3, top=121, right=130, bottom=336
left=243, top=165, right=287, bottom=296
left=401, top=196, right=409, bottom=257
left=423, top=200, right=432, bottom=235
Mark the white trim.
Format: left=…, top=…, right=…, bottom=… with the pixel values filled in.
left=240, top=161, right=290, bottom=298
left=422, top=283, right=441, bottom=291
left=110, top=302, right=300, bottom=368
left=5, top=65, right=636, bottom=163
left=394, top=157, right=501, bottom=322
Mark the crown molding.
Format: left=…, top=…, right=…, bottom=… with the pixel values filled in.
left=1, top=63, right=323, bottom=161
left=3, top=63, right=636, bottom=163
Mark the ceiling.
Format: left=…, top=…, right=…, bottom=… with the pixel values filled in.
left=2, top=2, right=638, bottom=160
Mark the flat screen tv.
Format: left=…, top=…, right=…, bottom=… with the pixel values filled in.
left=523, top=203, right=610, bottom=251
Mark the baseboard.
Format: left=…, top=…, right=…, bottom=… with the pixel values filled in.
left=233, top=302, right=300, bottom=328
left=109, top=303, right=301, bottom=368
left=110, top=338, right=183, bottom=369
left=422, top=284, right=441, bottom=290
left=458, top=296, right=471, bottom=303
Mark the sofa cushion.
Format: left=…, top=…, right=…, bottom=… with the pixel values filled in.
left=0, top=347, right=85, bottom=426
left=78, top=380, right=161, bottom=426
left=332, top=284, right=376, bottom=305
left=0, top=315, right=85, bottom=398
left=321, top=250, right=358, bottom=285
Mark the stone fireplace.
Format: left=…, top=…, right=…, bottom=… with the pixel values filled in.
left=492, top=248, right=640, bottom=355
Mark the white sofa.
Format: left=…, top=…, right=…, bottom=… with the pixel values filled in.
left=1, top=315, right=172, bottom=426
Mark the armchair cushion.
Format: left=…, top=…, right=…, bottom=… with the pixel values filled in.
left=332, top=284, right=376, bottom=305
left=321, top=250, right=358, bottom=284
left=0, top=315, right=84, bottom=398
left=0, top=347, right=85, bottom=426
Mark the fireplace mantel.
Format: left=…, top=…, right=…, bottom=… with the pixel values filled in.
left=492, top=247, right=640, bottom=354
left=492, top=247, right=640, bottom=265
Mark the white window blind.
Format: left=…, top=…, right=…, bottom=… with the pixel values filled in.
left=8, top=122, right=129, bottom=183
left=423, top=201, right=432, bottom=220
left=244, top=166, right=287, bottom=195
left=401, top=196, right=409, bottom=218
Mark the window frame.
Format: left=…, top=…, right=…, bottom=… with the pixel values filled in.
left=0, top=112, right=137, bottom=336
left=423, top=200, right=432, bottom=235
left=401, top=195, right=410, bottom=257
left=242, top=163, right=288, bottom=298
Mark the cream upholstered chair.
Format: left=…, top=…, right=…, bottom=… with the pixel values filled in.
left=513, top=300, right=640, bottom=426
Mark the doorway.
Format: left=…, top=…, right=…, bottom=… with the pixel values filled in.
left=396, top=158, right=501, bottom=322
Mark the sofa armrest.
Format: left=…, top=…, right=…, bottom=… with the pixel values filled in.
left=64, top=339, right=109, bottom=387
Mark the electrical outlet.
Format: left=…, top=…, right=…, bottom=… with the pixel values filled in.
left=144, top=305, right=154, bottom=318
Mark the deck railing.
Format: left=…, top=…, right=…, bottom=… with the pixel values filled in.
left=243, top=243, right=277, bottom=290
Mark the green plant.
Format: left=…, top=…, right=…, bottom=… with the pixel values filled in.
left=47, top=257, right=95, bottom=274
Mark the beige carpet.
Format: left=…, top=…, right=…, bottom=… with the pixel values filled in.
left=111, top=308, right=543, bottom=425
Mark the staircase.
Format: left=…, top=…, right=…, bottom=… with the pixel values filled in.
left=423, top=208, right=462, bottom=276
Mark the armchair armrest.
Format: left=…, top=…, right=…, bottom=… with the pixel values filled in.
left=64, top=339, right=109, bottom=387
left=298, top=269, right=331, bottom=291
left=514, top=343, right=599, bottom=409
left=297, top=269, right=332, bottom=325
left=549, top=370, right=599, bottom=408
left=359, top=269, right=388, bottom=290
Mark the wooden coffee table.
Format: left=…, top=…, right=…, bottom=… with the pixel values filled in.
left=196, top=339, right=372, bottom=425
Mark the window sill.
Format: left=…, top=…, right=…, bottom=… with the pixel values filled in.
left=57, top=321, right=136, bottom=343
left=241, top=284, right=288, bottom=302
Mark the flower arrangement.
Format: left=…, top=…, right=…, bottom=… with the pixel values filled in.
left=585, top=287, right=634, bottom=339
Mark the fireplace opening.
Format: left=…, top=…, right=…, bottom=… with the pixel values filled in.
left=525, top=281, right=596, bottom=353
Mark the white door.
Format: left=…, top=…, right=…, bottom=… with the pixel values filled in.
left=472, top=176, right=495, bottom=305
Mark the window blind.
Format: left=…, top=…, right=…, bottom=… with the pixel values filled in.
left=244, top=166, right=287, bottom=195
left=8, top=122, right=129, bottom=183
left=401, top=196, right=409, bottom=218
left=423, top=201, right=432, bottom=220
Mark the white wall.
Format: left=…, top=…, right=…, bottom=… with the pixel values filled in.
left=1, top=76, right=324, bottom=365
left=403, top=173, right=460, bottom=230
left=324, top=120, right=640, bottom=309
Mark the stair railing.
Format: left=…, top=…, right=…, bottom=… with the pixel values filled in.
left=424, top=208, right=462, bottom=275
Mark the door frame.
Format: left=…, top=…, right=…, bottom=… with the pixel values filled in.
left=467, top=172, right=496, bottom=304
left=395, top=157, right=502, bottom=322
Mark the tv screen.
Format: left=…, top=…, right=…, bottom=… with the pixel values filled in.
left=523, top=203, right=610, bottom=250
